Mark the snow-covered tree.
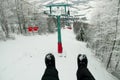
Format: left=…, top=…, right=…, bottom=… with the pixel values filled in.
left=87, top=0, right=120, bottom=78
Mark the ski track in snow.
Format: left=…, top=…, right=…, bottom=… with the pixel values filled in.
left=0, top=29, right=119, bottom=80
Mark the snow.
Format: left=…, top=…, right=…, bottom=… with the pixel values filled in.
left=64, top=0, right=95, bottom=22
left=0, top=29, right=119, bottom=80
left=42, top=0, right=53, bottom=5
left=53, top=0, right=73, bottom=4
left=27, top=0, right=40, bottom=3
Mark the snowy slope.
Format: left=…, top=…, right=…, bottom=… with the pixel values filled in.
left=0, top=29, right=119, bottom=80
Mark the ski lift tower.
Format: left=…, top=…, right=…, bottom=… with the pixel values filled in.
left=46, top=3, right=72, bottom=54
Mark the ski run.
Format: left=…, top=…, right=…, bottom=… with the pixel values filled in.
left=0, top=29, right=119, bottom=80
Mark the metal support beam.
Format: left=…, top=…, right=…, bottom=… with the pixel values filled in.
left=57, top=16, right=63, bottom=53
left=64, top=6, right=66, bottom=14
left=50, top=6, right=52, bottom=15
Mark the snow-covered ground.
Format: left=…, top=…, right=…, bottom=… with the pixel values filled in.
left=0, top=29, right=119, bottom=80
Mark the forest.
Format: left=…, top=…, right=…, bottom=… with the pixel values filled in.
left=87, top=0, right=120, bottom=78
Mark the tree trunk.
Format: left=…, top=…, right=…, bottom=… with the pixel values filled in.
left=0, top=1, right=9, bottom=38
left=15, top=0, right=23, bottom=34
left=115, top=59, right=120, bottom=71
left=21, top=1, right=26, bottom=34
